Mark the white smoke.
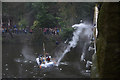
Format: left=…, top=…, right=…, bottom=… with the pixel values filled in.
left=56, top=23, right=93, bottom=66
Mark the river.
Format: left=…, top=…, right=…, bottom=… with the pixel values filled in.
left=2, top=28, right=92, bottom=78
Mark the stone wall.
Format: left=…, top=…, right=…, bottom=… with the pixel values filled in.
left=95, top=3, right=120, bottom=78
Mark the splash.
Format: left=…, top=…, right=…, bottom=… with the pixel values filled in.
left=56, top=23, right=93, bottom=66
left=21, top=45, right=36, bottom=61
left=81, top=43, right=87, bottom=61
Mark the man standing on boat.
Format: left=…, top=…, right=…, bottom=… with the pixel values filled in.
left=46, top=56, right=50, bottom=62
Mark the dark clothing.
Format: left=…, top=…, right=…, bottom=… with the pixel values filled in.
left=39, top=60, right=42, bottom=64
left=39, top=57, right=42, bottom=64
left=47, top=57, right=50, bottom=62
left=56, top=41, right=59, bottom=45
left=46, top=54, right=49, bottom=57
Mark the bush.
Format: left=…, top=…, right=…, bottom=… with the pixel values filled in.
left=60, top=27, right=74, bottom=41
left=18, top=18, right=28, bottom=28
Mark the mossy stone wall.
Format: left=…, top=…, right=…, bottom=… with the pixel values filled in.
left=96, top=3, right=120, bottom=78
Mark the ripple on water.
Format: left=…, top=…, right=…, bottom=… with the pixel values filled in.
left=24, top=60, right=28, bottom=63
left=14, top=77, right=16, bottom=78
left=33, top=76, right=35, bottom=78
left=30, top=72, right=33, bottom=74
left=20, top=54, right=22, bottom=57
left=44, top=74, right=46, bottom=76
left=21, top=64, right=23, bottom=66
left=29, top=60, right=32, bottom=63
left=6, top=68, right=8, bottom=71
left=15, top=58, right=21, bottom=63
left=60, top=62, right=68, bottom=65
left=5, top=64, right=8, bottom=66
left=34, top=66, right=36, bottom=67
left=60, top=68, right=62, bottom=71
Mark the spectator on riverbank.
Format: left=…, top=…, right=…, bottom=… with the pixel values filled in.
left=42, top=27, right=61, bottom=35
left=24, top=29, right=27, bottom=34
left=2, top=28, right=5, bottom=34
left=57, top=28, right=59, bottom=35
left=29, top=29, right=33, bottom=34
left=43, top=28, right=47, bottom=35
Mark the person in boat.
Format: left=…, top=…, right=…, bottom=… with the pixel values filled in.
left=39, top=57, right=42, bottom=65
left=42, top=57, right=45, bottom=64
left=46, top=56, right=50, bottom=62
left=46, top=53, right=49, bottom=57
left=38, top=55, right=43, bottom=65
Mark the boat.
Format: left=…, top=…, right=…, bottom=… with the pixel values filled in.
left=36, top=57, right=55, bottom=68
left=36, top=43, right=56, bottom=68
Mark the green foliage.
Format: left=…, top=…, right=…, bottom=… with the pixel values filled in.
left=2, top=3, right=26, bottom=24
left=31, top=20, right=39, bottom=29
left=60, top=27, right=74, bottom=41
left=58, top=3, right=95, bottom=26
left=3, top=2, right=95, bottom=28
left=31, top=3, right=59, bottom=28
left=2, top=2, right=95, bottom=42
left=56, top=17, right=66, bottom=27
left=18, top=18, right=28, bottom=28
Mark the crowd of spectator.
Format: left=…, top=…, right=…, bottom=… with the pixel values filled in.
left=2, top=24, right=33, bottom=34
left=2, top=24, right=62, bottom=35
left=2, top=27, right=33, bottom=34
left=42, top=27, right=62, bottom=35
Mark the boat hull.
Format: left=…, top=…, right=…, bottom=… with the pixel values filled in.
left=36, top=58, right=54, bottom=68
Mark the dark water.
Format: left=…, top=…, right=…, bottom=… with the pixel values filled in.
left=2, top=38, right=91, bottom=78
